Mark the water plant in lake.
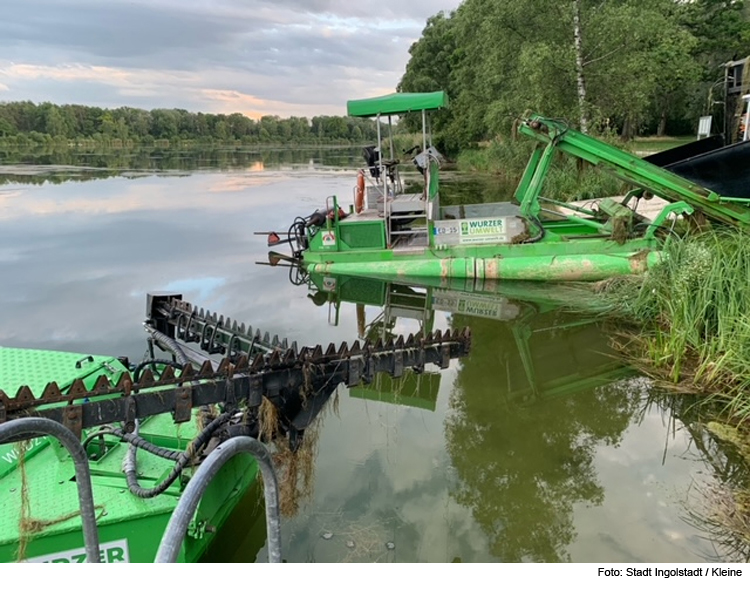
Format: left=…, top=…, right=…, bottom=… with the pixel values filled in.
left=598, top=228, right=750, bottom=423
left=642, top=390, right=750, bottom=561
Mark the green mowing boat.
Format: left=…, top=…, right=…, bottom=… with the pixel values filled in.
left=0, top=293, right=471, bottom=563
left=0, top=348, right=258, bottom=563
left=263, top=92, right=750, bottom=282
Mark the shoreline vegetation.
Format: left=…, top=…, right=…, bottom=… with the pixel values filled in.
left=589, top=232, right=750, bottom=557
left=0, top=101, right=380, bottom=148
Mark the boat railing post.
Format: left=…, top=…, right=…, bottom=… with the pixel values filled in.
left=154, top=436, right=282, bottom=563
left=0, top=417, right=101, bottom=563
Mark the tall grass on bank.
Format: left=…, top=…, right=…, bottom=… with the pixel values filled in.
left=590, top=229, right=750, bottom=555
left=599, top=229, right=750, bottom=421
left=457, top=137, right=626, bottom=201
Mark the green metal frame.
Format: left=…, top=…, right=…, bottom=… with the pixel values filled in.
left=516, top=116, right=750, bottom=228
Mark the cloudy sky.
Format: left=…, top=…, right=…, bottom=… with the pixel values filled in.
left=0, top=0, right=461, bottom=119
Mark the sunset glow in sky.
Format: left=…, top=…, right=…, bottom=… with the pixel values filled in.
left=0, top=0, right=462, bottom=118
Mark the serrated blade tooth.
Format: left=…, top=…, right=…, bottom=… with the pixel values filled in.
left=115, top=373, right=133, bottom=395
left=41, top=381, right=63, bottom=402
left=92, top=375, right=112, bottom=392
left=137, top=370, right=156, bottom=387
left=14, top=385, right=36, bottom=405
left=250, top=354, right=265, bottom=371
left=198, top=361, right=214, bottom=377
left=159, top=366, right=176, bottom=381
left=70, top=378, right=90, bottom=397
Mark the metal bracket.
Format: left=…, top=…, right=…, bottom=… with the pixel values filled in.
left=173, top=386, right=193, bottom=423
left=645, top=201, right=695, bottom=239
left=63, top=405, right=83, bottom=439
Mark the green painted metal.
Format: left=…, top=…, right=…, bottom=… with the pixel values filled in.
left=308, top=249, right=662, bottom=282
left=347, top=91, right=449, bottom=118
left=0, top=347, right=125, bottom=398
left=517, top=115, right=750, bottom=227
left=519, top=140, right=557, bottom=220
left=0, top=350, right=258, bottom=563
left=292, top=109, right=750, bottom=282
left=427, top=160, right=440, bottom=199
left=0, top=348, right=128, bottom=480
left=646, top=202, right=695, bottom=239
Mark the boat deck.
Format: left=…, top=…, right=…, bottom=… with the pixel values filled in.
left=441, top=202, right=521, bottom=219
left=341, top=209, right=381, bottom=223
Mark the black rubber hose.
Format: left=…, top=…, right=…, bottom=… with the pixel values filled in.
left=524, top=215, right=546, bottom=244
left=133, top=358, right=184, bottom=383
left=124, top=412, right=231, bottom=498
left=146, top=330, right=191, bottom=367
left=83, top=428, right=184, bottom=462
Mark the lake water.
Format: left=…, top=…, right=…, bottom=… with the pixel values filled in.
left=0, top=148, right=740, bottom=562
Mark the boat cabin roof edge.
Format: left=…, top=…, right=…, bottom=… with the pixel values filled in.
left=347, top=91, right=449, bottom=118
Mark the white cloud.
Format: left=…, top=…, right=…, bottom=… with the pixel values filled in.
left=0, top=0, right=462, bottom=117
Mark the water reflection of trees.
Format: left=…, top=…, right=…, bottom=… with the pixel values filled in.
left=445, top=309, right=640, bottom=562
left=643, top=392, right=750, bottom=561
left=0, top=147, right=361, bottom=185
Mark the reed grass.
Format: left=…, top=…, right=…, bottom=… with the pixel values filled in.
left=457, top=137, right=626, bottom=201
left=600, top=229, right=750, bottom=552
left=599, top=229, right=750, bottom=424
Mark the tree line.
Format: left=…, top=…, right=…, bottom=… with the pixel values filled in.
left=399, top=0, right=750, bottom=150
left=0, top=102, right=380, bottom=147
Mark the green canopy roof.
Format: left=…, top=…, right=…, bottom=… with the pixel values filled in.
left=347, top=91, right=449, bottom=118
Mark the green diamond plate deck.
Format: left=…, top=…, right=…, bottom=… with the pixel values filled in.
left=0, top=347, right=122, bottom=397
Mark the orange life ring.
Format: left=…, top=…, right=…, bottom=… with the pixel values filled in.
left=355, top=170, right=365, bottom=213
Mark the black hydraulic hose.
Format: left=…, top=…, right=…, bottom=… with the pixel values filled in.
left=83, top=428, right=182, bottom=462
left=0, top=418, right=101, bottom=563
left=524, top=215, right=546, bottom=244
left=155, top=436, right=282, bottom=563
left=133, top=358, right=184, bottom=383
left=115, top=428, right=182, bottom=461
left=124, top=412, right=231, bottom=498
left=146, top=329, right=190, bottom=366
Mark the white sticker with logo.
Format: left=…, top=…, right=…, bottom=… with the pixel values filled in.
left=25, top=539, right=130, bottom=563
left=321, top=231, right=336, bottom=246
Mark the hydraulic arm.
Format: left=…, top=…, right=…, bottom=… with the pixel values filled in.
left=516, top=115, right=750, bottom=228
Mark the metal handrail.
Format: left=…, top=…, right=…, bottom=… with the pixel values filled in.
left=0, top=418, right=101, bottom=563
left=155, top=436, right=282, bottom=563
